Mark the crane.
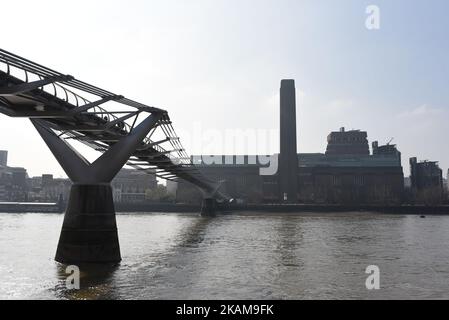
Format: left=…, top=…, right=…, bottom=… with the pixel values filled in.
left=387, top=137, right=394, bottom=145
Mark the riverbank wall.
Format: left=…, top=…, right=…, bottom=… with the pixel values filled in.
left=2, top=201, right=449, bottom=215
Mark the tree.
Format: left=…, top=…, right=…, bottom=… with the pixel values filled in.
left=145, top=184, right=175, bottom=202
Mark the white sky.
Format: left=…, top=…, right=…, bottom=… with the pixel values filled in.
left=1, top=0, right=448, bottom=178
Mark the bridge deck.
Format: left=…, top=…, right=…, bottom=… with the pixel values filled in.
left=0, top=48, right=221, bottom=195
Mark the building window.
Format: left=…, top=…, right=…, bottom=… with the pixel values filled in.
left=354, top=176, right=364, bottom=186
left=333, top=176, right=341, bottom=186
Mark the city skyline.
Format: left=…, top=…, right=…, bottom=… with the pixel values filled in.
left=1, top=0, right=448, bottom=178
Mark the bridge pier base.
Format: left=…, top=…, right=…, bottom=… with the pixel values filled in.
left=55, top=184, right=121, bottom=263
left=201, top=198, right=217, bottom=216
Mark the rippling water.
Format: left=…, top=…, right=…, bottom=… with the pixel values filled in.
left=1, top=212, right=449, bottom=300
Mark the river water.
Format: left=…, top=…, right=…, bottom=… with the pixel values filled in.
left=1, top=212, right=449, bottom=300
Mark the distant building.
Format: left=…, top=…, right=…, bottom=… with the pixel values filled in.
left=446, top=169, right=449, bottom=192
left=297, top=145, right=403, bottom=204
left=372, top=141, right=402, bottom=165
left=410, top=157, right=444, bottom=204
left=0, top=150, right=71, bottom=203
left=41, top=174, right=54, bottom=187
left=176, top=79, right=405, bottom=205
left=26, top=174, right=71, bottom=203
left=326, top=128, right=369, bottom=156
left=27, top=176, right=43, bottom=200
left=446, top=169, right=449, bottom=202
left=0, top=150, right=7, bottom=167
left=444, top=174, right=448, bottom=203
left=41, top=175, right=71, bottom=202
left=111, top=168, right=157, bottom=203
left=177, top=155, right=268, bottom=204
left=0, top=150, right=158, bottom=203
left=178, top=140, right=404, bottom=205
left=0, top=165, right=8, bottom=200
left=0, top=165, right=29, bottom=202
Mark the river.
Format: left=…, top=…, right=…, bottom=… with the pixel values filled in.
left=1, top=212, right=449, bottom=299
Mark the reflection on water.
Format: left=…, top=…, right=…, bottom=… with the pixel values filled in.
left=54, top=263, right=119, bottom=300
left=1, top=212, right=449, bottom=299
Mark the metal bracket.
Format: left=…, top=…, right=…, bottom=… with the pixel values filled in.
left=68, top=95, right=123, bottom=115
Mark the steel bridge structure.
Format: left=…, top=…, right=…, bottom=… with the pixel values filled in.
left=0, top=48, right=224, bottom=263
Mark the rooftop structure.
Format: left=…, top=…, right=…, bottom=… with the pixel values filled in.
left=326, top=128, right=369, bottom=156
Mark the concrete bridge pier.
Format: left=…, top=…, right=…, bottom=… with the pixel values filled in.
left=56, top=183, right=120, bottom=263
left=31, top=113, right=162, bottom=264
left=199, top=181, right=226, bottom=216
left=200, top=197, right=217, bottom=216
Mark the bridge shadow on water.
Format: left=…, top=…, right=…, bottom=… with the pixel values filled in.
left=176, top=216, right=216, bottom=248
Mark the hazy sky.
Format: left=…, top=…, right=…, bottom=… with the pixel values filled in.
left=1, top=0, right=448, bottom=177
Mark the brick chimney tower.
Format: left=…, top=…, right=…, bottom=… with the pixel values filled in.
left=279, top=79, right=298, bottom=203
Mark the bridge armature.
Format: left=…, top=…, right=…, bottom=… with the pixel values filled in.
left=0, top=48, right=226, bottom=263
